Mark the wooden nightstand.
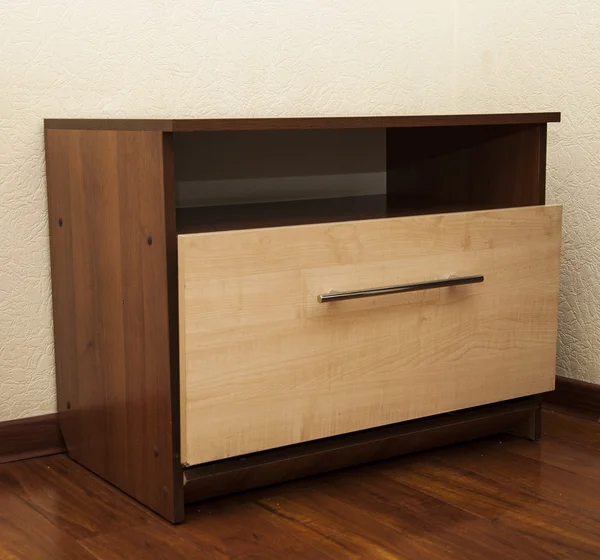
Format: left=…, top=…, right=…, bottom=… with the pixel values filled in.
left=44, top=113, right=561, bottom=523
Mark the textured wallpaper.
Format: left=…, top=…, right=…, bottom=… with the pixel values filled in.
left=1, top=1, right=599, bottom=421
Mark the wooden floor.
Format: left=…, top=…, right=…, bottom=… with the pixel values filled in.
left=2, top=410, right=600, bottom=559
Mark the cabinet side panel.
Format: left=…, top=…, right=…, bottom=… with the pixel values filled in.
left=45, top=129, right=182, bottom=522
left=538, top=124, right=548, bottom=204
left=45, top=130, right=80, bottom=452
left=161, top=132, right=184, bottom=515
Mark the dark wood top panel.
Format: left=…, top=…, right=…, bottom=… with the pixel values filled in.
left=45, top=112, right=561, bottom=131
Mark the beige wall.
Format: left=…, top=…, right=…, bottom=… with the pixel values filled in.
left=1, top=1, right=598, bottom=421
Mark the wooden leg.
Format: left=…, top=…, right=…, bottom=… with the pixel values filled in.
left=511, top=396, right=542, bottom=441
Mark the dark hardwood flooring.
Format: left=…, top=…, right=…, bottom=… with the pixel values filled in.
left=2, top=410, right=600, bottom=559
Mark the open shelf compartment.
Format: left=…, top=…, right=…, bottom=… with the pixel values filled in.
left=174, top=123, right=546, bottom=234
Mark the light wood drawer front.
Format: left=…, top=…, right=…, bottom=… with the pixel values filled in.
left=178, top=205, right=562, bottom=465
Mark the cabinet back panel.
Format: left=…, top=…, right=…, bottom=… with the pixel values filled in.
left=174, top=129, right=386, bottom=207
left=387, top=124, right=544, bottom=206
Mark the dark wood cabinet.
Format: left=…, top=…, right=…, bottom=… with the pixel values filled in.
left=45, top=113, right=561, bottom=523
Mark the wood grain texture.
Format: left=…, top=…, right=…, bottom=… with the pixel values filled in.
left=263, top=468, right=550, bottom=560
left=179, top=205, right=562, bottom=465
left=178, top=501, right=343, bottom=559
left=2, top=410, right=600, bottom=559
left=183, top=397, right=539, bottom=503
left=44, top=112, right=561, bottom=131
left=543, top=409, right=600, bottom=449
left=544, top=375, right=600, bottom=422
left=79, top=522, right=207, bottom=560
left=387, top=124, right=545, bottom=208
left=423, top=436, right=600, bottom=527
left=0, top=454, right=154, bottom=540
left=502, top=430, right=600, bottom=482
left=0, top=413, right=65, bottom=464
left=0, top=484, right=95, bottom=559
left=44, top=129, right=182, bottom=522
left=376, top=440, right=600, bottom=559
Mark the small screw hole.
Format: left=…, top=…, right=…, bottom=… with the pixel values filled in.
left=66, top=401, right=71, bottom=410
left=147, top=235, right=153, bottom=246
left=58, top=218, right=63, bottom=228
left=153, top=446, right=159, bottom=457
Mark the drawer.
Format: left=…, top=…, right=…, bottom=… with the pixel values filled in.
left=178, top=205, right=562, bottom=466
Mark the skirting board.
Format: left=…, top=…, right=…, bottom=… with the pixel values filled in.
left=0, top=413, right=66, bottom=464
left=544, top=375, right=600, bottom=422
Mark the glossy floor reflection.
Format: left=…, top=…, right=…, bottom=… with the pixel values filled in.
left=2, top=410, right=600, bottom=559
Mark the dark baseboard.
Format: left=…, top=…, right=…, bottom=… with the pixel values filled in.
left=0, top=413, right=66, bottom=464
left=544, top=375, right=600, bottom=422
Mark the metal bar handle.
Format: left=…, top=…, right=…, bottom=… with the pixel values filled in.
left=317, top=275, right=484, bottom=303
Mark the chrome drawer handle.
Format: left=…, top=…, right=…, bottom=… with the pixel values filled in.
left=317, top=275, right=484, bottom=303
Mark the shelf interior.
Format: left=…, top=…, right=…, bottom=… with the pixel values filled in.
left=173, top=123, right=545, bottom=234
left=176, top=195, right=505, bottom=234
